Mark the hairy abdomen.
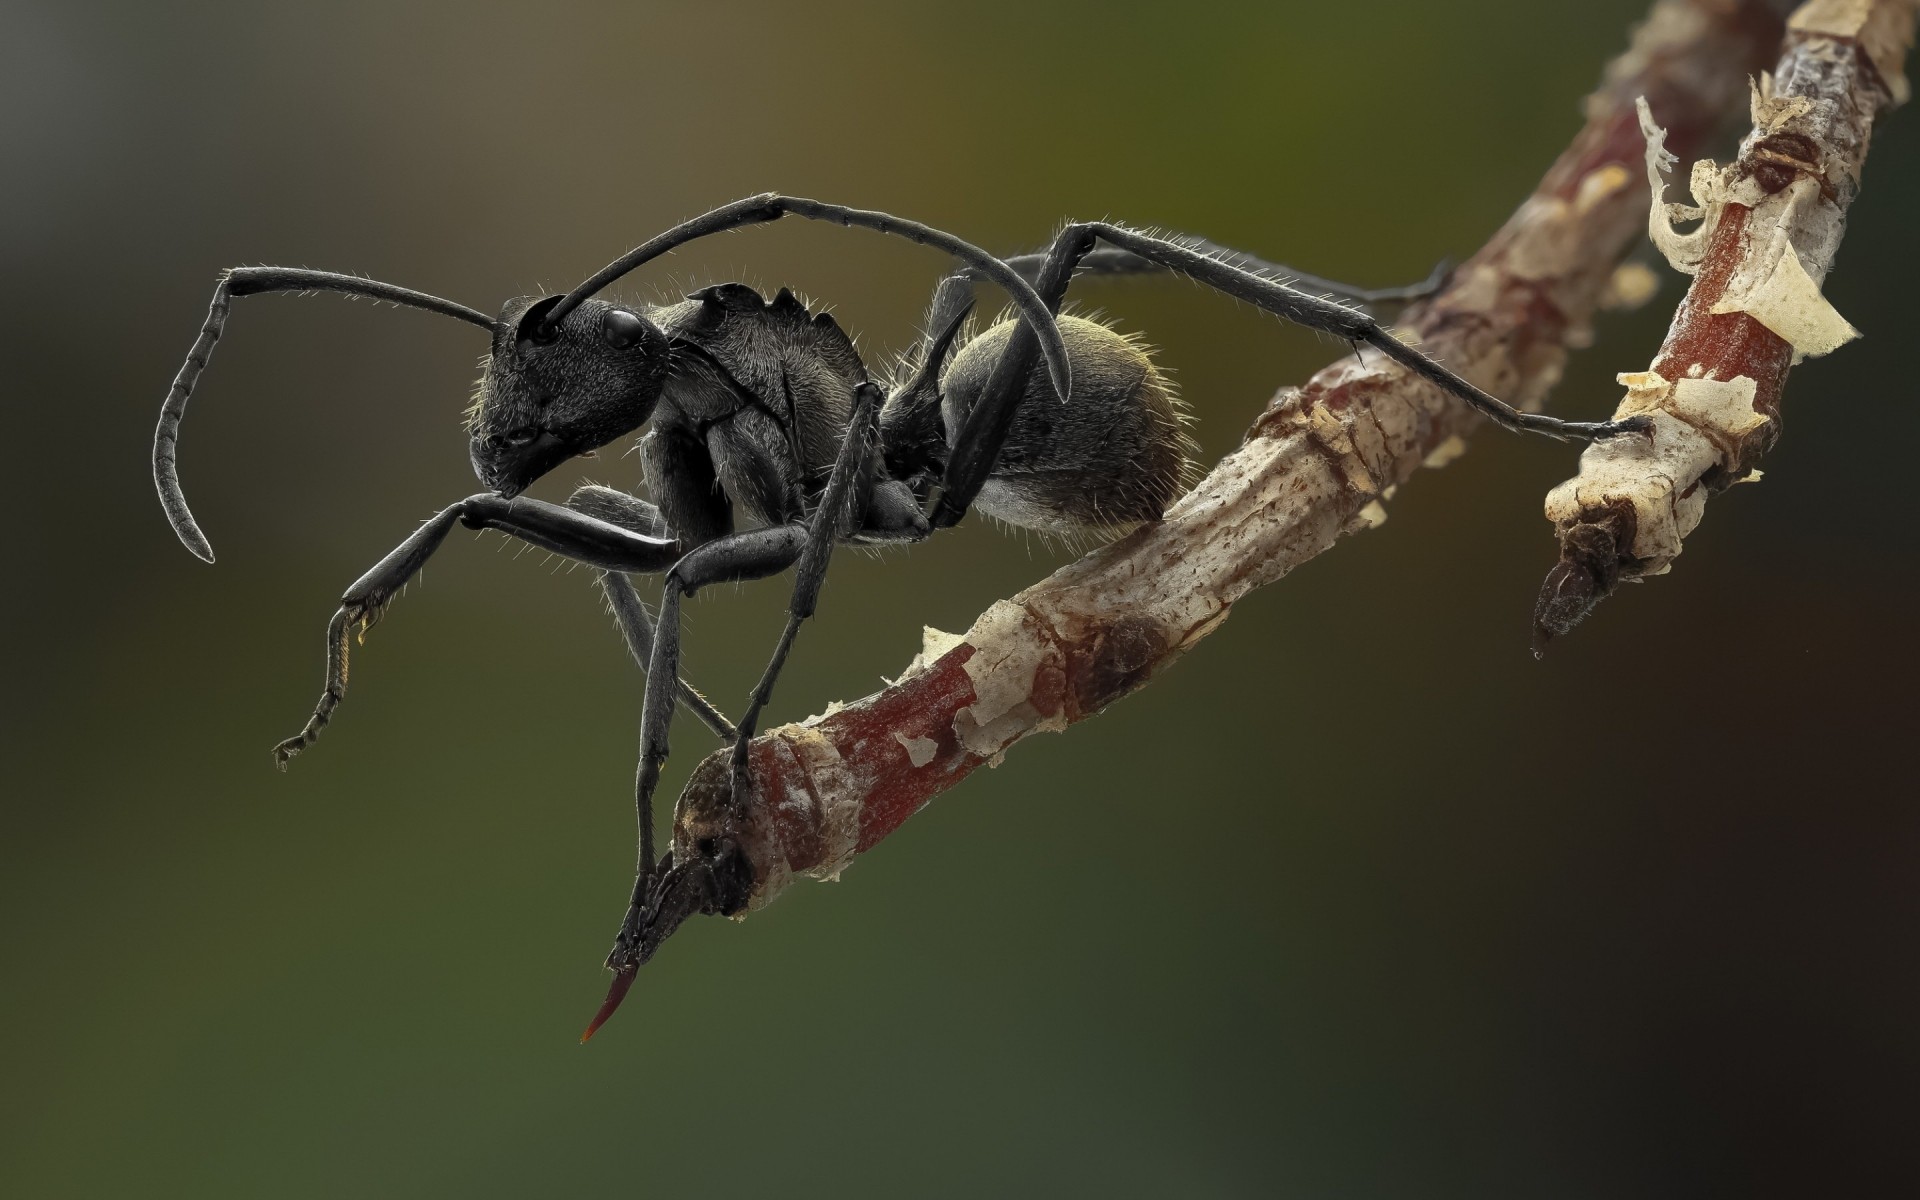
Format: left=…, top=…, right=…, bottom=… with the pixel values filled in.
left=942, top=315, right=1196, bottom=535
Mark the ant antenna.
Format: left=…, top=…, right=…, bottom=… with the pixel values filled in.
left=154, top=268, right=498, bottom=563
left=544, top=193, right=1075, bottom=404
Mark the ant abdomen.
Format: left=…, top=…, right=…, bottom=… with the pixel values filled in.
left=942, top=315, right=1197, bottom=534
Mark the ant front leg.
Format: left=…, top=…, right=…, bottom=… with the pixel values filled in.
left=273, top=495, right=685, bottom=766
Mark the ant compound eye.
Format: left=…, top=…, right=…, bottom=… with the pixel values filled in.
left=602, top=308, right=648, bottom=350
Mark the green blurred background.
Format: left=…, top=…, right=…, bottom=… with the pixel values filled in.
left=4, top=1, right=1916, bottom=1195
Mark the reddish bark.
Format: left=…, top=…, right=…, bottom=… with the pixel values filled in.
left=668, top=0, right=1794, bottom=912
left=1537, top=4, right=1913, bottom=647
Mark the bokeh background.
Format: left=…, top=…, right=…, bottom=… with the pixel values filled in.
left=4, top=1, right=1916, bottom=1195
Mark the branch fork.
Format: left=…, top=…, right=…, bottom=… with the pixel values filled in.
left=658, top=1, right=1821, bottom=916
left=1536, top=0, right=1916, bottom=648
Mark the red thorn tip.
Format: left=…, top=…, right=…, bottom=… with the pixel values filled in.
left=579, top=967, right=639, bottom=1043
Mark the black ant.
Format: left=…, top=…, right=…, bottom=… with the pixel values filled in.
left=152, top=194, right=1644, bottom=1038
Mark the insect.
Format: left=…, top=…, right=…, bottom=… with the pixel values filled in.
left=153, top=193, right=1644, bottom=1038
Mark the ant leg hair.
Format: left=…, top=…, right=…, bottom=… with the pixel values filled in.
left=726, top=381, right=883, bottom=811
left=154, top=269, right=496, bottom=563
left=543, top=193, right=1073, bottom=403
left=992, top=236, right=1450, bottom=307
left=569, top=485, right=737, bottom=741
left=566, top=483, right=672, bottom=537
left=272, top=495, right=684, bottom=768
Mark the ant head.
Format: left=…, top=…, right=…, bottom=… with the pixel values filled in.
left=468, top=294, right=671, bottom=497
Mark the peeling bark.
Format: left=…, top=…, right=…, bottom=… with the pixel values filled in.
left=669, top=0, right=1793, bottom=913
left=1535, top=0, right=1916, bottom=650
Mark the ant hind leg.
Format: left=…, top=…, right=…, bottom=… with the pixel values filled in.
left=995, top=234, right=1451, bottom=309
left=928, top=221, right=1644, bottom=534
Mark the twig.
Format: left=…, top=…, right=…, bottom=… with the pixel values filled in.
left=1534, top=0, right=1916, bottom=650
left=667, top=0, right=1791, bottom=912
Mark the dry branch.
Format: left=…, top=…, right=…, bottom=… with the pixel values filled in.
left=668, top=0, right=1791, bottom=913
left=1535, top=0, right=1917, bottom=648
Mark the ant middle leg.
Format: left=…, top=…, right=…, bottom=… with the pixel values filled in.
left=612, top=524, right=809, bottom=968
left=600, top=383, right=885, bottom=992
left=598, top=572, right=736, bottom=741
left=568, top=484, right=737, bottom=740
left=726, top=381, right=886, bottom=810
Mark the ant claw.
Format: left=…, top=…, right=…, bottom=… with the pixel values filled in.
left=1554, top=414, right=1656, bottom=443
left=1581, top=414, right=1655, bottom=441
